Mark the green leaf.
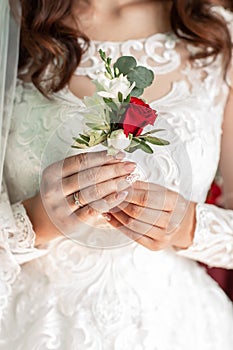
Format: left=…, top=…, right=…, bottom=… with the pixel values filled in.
left=131, top=86, right=144, bottom=97
left=72, top=137, right=89, bottom=145
left=99, top=49, right=106, bottom=61
left=124, top=94, right=131, bottom=103
left=118, top=92, right=123, bottom=103
left=140, top=129, right=165, bottom=136
left=113, top=56, right=137, bottom=75
left=125, top=145, right=141, bottom=153
left=127, top=66, right=154, bottom=89
left=133, top=138, right=154, bottom=154
left=138, top=142, right=154, bottom=154
left=103, top=98, right=119, bottom=112
left=71, top=145, right=88, bottom=149
left=79, top=134, right=90, bottom=142
left=142, top=136, right=170, bottom=146
left=89, top=133, right=107, bottom=147
left=86, top=123, right=108, bottom=130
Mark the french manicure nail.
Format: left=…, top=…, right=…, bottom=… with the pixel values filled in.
left=124, top=162, right=136, bottom=172
left=114, top=151, right=125, bottom=160
left=102, top=213, right=112, bottom=221
left=116, top=190, right=128, bottom=201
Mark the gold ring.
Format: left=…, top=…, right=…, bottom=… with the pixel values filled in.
left=73, top=191, right=83, bottom=208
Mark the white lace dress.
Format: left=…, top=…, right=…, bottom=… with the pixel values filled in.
left=1, top=6, right=233, bottom=350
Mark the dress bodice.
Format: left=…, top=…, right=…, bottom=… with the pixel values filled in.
left=4, top=29, right=229, bottom=207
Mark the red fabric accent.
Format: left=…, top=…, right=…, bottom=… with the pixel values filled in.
left=207, top=268, right=233, bottom=301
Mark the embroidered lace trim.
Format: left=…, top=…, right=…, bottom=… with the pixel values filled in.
left=9, top=202, right=36, bottom=251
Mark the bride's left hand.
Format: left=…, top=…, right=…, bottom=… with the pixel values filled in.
left=104, top=181, right=197, bottom=250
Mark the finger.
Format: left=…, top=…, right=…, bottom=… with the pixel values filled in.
left=116, top=202, right=171, bottom=228
left=110, top=209, right=166, bottom=240
left=106, top=214, right=165, bottom=251
left=89, top=190, right=129, bottom=213
left=62, top=161, right=136, bottom=195
left=44, top=151, right=125, bottom=180
left=66, top=175, right=133, bottom=208
left=62, top=151, right=125, bottom=177
left=68, top=190, right=129, bottom=213
left=132, top=181, right=164, bottom=192
left=124, top=187, right=178, bottom=211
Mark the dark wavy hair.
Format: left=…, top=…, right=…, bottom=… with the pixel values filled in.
left=18, top=0, right=233, bottom=96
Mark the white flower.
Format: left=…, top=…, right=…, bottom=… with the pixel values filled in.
left=96, top=73, right=135, bottom=101
left=82, top=93, right=111, bottom=125
left=108, top=129, right=131, bottom=150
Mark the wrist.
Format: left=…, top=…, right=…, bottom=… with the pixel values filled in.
left=173, top=202, right=197, bottom=250
left=22, top=195, right=60, bottom=246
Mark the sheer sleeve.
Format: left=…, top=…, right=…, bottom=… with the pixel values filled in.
left=177, top=203, right=233, bottom=268
left=177, top=6, right=233, bottom=269
left=0, top=179, right=48, bottom=319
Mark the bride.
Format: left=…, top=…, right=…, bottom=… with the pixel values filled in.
left=0, top=0, right=233, bottom=349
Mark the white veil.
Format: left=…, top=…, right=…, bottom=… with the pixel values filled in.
left=0, top=0, right=20, bottom=191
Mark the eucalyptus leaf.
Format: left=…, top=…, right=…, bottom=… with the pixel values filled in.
left=127, top=66, right=154, bottom=89
left=131, top=86, right=144, bottom=97
left=113, top=56, right=137, bottom=75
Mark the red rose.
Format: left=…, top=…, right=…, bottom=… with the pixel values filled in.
left=122, top=97, right=157, bottom=137
left=206, top=182, right=222, bottom=205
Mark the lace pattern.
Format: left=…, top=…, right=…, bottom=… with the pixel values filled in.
left=10, top=202, right=36, bottom=251
left=178, top=203, right=233, bottom=269
left=76, top=32, right=180, bottom=79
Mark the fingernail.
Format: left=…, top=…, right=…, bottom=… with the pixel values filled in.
left=116, top=190, right=128, bottom=201
left=102, top=213, right=111, bottom=221
left=114, top=151, right=125, bottom=160
left=124, top=162, right=136, bottom=172
left=125, top=173, right=140, bottom=184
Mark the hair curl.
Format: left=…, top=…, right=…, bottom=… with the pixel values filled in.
left=18, top=0, right=233, bottom=96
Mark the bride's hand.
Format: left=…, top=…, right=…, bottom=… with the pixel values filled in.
left=105, top=181, right=197, bottom=250
left=23, top=151, right=136, bottom=245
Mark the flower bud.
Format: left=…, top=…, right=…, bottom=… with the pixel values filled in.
left=108, top=129, right=131, bottom=150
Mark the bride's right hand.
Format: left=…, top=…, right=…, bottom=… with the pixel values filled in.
left=23, top=151, right=136, bottom=245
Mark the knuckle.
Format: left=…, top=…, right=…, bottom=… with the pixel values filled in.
left=159, top=212, right=171, bottom=228
left=125, top=215, right=134, bottom=226
left=86, top=167, right=97, bottom=184
left=94, top=183, right=103, bottom=199
left=150, top=241, right=163, bottom=251
left=139, top=190, right=148, bottom=206
left=130, top=204, right=142, bottom=217
left=168, top=192, right=178, bottom=210
left=86, top=205, right=97, bottom=217
left=114, top=163, right=124, bottom=176
left=75, top=153, right=88, bottom=170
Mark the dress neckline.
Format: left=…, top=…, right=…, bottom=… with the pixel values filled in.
left=89, top=31, right=176, bottom=45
